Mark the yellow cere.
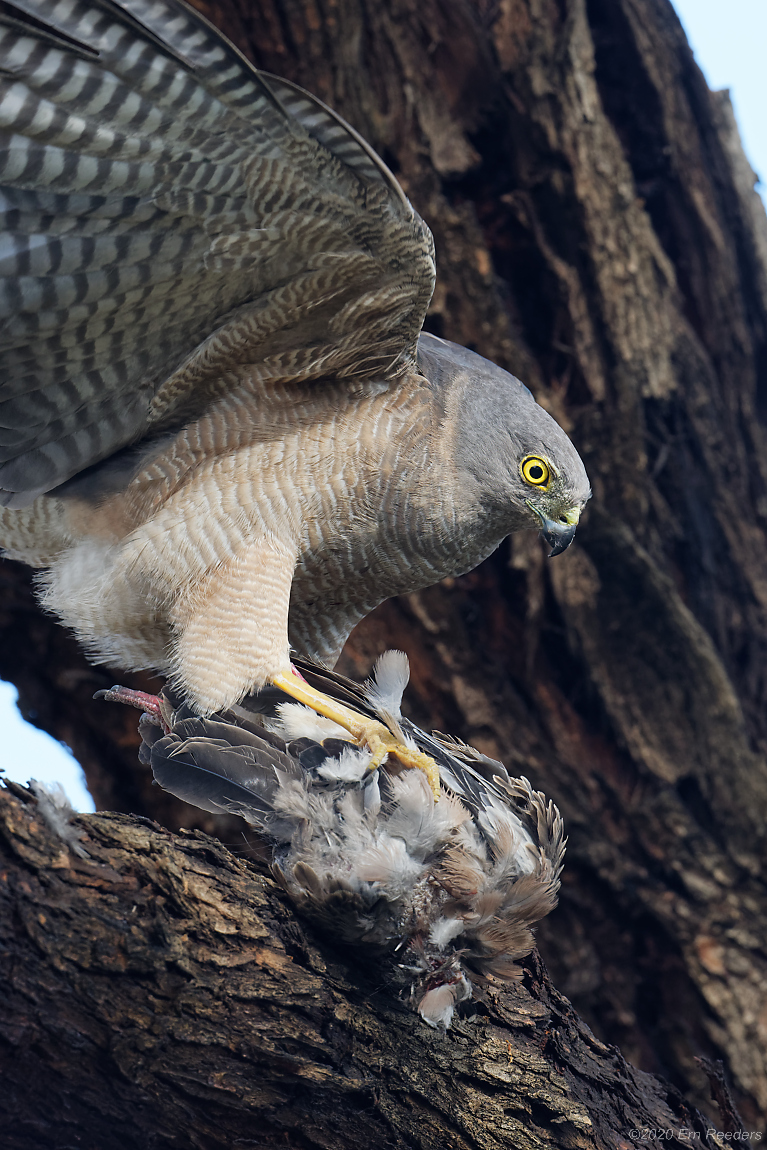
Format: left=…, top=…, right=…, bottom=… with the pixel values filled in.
left=520, top=455, right=551, bottom=488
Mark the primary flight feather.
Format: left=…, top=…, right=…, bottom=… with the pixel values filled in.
left=0, top=0, right=590, bottom=727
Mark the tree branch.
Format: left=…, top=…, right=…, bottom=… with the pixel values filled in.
left=0, top=785, right=727, bottom=1150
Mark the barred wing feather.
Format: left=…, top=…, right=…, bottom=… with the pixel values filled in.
left=0, top=0, right=435, bottom=503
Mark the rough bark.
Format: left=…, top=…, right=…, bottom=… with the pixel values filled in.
left=1, top=0, right=767, bottom=1133
left=0, top=783, right=734, bottom=1150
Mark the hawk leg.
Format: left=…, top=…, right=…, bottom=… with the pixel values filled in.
left=272, top=668, right=441, bottom=801
left=169, top=537, right=297, bottom=715
left=94, top=686, right=172, bottom=734
left=157, top=538, right=440, bottom=796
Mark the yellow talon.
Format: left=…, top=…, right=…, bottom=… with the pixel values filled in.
left=272, top=668, right=441, bottom=800
left=359, top=721, right=441, bottom=800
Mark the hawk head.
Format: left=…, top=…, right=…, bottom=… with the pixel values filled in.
left=418, top=333, right=591, bottom=556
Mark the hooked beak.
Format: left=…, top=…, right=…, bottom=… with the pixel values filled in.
left=527, top=503, right=580, bottom=557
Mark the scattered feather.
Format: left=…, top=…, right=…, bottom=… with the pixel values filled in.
left=316, top=745, right=373, bottom=782
left=429, top=916, right=465, bottom=950
left=363, top=650, right=410, bottom=719
left=264, top=703, right=350, bottom=743
left=29, top=781, right=89, bottom=858
left=417, top=970, right=472, bottom=1029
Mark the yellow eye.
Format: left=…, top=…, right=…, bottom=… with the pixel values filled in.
left=520, top=456, right=551, bottom=488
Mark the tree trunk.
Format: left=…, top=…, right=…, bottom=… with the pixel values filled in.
left=1, top=0, right=766, bottom=1133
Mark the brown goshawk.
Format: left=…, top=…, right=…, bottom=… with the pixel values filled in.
left=0, top=0, right=590, bottom=779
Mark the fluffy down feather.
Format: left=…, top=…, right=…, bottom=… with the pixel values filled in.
left=28, top=780, right=90, bottom=859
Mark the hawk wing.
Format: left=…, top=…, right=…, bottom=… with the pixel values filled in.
left=0, top=0, right=435, bottom=504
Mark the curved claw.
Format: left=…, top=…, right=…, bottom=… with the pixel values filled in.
left=272, top=668, right=441, bottom=800
left=94, top=685, right=173, bottom=733
left=360, top=721, right=441, bottom=800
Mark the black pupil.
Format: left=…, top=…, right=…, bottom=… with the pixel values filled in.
left=529, top=465, right=544, bottom=480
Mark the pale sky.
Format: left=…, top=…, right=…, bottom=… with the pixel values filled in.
left=673, top=0, right=767, bottom=200
left=1, top=0, right=765, bottom=811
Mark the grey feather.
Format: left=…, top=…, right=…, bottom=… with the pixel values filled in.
left=363, top=650, right=410, bottom=719
left=28, top=779, right=89, bottom=857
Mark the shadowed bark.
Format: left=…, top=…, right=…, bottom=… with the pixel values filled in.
left=2, top=0, right=767, bottom=1134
